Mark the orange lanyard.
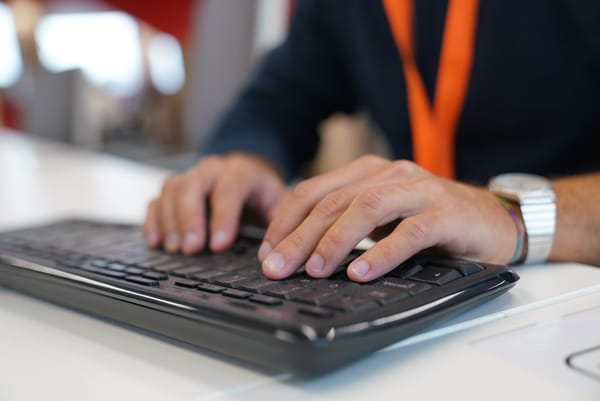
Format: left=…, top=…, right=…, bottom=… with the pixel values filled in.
left=383, top=0, right=480, bottom=179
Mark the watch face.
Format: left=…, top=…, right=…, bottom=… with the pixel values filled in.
left=491, top=173, right=552, bottom=192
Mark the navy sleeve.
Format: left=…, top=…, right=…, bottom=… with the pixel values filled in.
left=201, top=0, right=358, bottom=181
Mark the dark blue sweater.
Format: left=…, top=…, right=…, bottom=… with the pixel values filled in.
left=204, top=0, right=600, bottom=184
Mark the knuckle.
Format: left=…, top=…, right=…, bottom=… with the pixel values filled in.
left=291, top=180, right=315, bottom=201
left=321, top=230, right=345, bottom=249
left=414, top=176, right=445, bottom=197
left=148, top=198, right=159, bottom=212
left=224, top=154, right=247, bottom=172
left=356, top=154, right=387, bottom=168
left=178, top=209, right=200, bottom=228
left=162, top=175, right=183, bottom=195
left=199, top=155, right=221, bottom=168
left=263, top=219, right=287, bottom=243
left=190, top=156, right=221, bottom=177
left=377, top=242, right=399, bottom=266
left=284, top=231, right=308, bottom=251
left=388, top=159, right=417, bottom=176
left=356, top=189, right=385, bottom=214
left=146, top=199, right=159, bottom=219
left=315, top=192, right=345, bottom=218
left=402, top=217, right=431, bottom=246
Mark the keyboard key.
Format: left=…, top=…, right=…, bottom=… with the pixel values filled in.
left=293, top=288, right=341, bottom=306
left=82, top=266, right=128, bottom=279
left=152, top=261, right=190, bottom=273
left=262, top=281, right=311, bottom=299
left=427, top=260, right=485, bottom=276
left=191, top=269, right=229, bottom=282
left=142, top=271, right=168, bottom=281
left=249, top=295, right=282, bottom=306
left=174, top=279, right=201, bottom=288
left=324, top=295, right=378, bottom=313
left=408, top=266, right=462, bottom=285
left=345, top=286, right=411, bottom=305
left=136, top=256, right=178, bottom=270
left=125, top=275, right=160, bottom=287
left=197, top=283, right=225, bottom=293
left=90, top=258, right=109, bottom=268
left=388, top=263, right=423, bottom=279
left=236, top=277, right=276, bottom=292
left=375, top=278, right=432, bottom=295
left=107, top=262, right=128, bottom=271
left=124, top=267, right=145, bottom=275
left=118, top=255, right=153, bottom=265
left=171, top=266, right=209, bottom=278
left=211, top=260, right=252, bottom=273
left=222, top=289, right=252, bottom=299
left=213, top=274, right=252, bottom=288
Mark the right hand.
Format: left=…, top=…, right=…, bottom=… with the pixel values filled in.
left=144, top=153, right=286, bottom=255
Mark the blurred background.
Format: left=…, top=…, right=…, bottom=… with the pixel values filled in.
left=0, top=0, right=386, bottom=174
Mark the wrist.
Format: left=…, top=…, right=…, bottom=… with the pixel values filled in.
left=495, top=196, right=527, bottom=264
left=488, top=173, right=556, bottom=264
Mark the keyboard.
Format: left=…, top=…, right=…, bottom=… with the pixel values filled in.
left=0, top=219, right=519, bottom=375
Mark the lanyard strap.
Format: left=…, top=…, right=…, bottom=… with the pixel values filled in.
left=382, top=0, right=480, bottom=179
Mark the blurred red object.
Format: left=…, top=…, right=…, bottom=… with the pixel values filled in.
left=2, top=98, right=20, bottom=129
left=103, top=0, right=197, bottom=45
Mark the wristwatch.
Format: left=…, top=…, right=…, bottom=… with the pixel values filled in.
left=488, top=173, right=556, bottom=264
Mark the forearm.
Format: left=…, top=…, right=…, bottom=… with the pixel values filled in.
left=550, top=173, right=600, bottom=266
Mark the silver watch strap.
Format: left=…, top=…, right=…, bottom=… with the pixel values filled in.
left=521, top=194, right=556, bottom=264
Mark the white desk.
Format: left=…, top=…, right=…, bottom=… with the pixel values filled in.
left=1, top=130, right=599, bottom=401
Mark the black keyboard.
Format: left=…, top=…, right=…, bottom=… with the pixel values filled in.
left=0, top=219, right=519, bottom=374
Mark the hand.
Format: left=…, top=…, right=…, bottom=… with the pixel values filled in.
left=144, top=153, right=286, bottom=254
left=258, top=155, right=517, bottom=282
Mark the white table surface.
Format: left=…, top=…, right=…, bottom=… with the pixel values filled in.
left=1, top=130, right=599, bottom=401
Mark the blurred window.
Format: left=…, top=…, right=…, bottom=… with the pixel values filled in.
left=147, top=32, right=185, bottom=96
left=0, top=3, right=23, bottom=88
left=35, top=11, right=143, bottom=96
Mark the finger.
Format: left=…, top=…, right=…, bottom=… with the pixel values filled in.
left=261, top=189, right=351, bottom=279
left=307, top=184, right=423, bottom=278
left=261, top=174, right=402, bottom=279
left=177, top=159, right=222, bottom=254
left=157, top=176, right=185, bottom=252
left=347, top=214, right=441, bottom=282
left=208, top=163, right=259, bottom=252
left=143, top=198, right=161, bottom=248
left=261, top=155, right=388, bottom=260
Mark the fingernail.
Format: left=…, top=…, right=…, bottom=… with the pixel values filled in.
left=258, top=241, right=272, bottom=261
left=349, top=259, right=370, bottom=278
left=263, top=252, right=285, bottom=275
left=145, top=230, right=159, bottom=247
left=306, top=253, right=325, bottom=274
left=210, top=230, right=228, bottom=250
left=165, top=231, right=180, bottom=252
left=183, top=232, right=201, bottom=253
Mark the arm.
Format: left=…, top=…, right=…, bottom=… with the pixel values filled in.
left=203, top=0, right=358, bottom=180
left=551, top=173, right=600, bottom=265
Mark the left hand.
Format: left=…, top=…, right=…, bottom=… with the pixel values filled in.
left=258, top=155, right=517, bottom=282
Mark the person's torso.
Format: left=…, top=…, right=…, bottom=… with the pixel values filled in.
left=322, top=0, right=600, bottom=183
